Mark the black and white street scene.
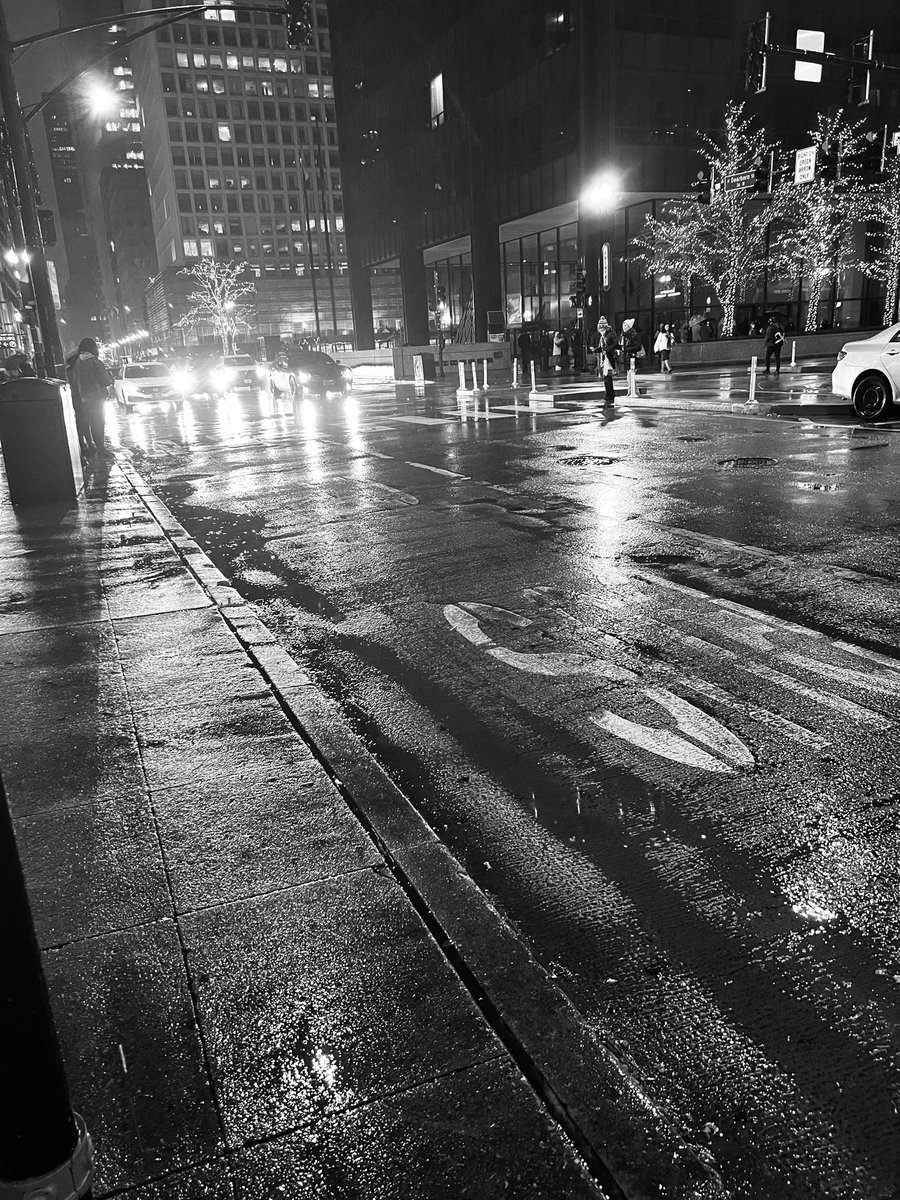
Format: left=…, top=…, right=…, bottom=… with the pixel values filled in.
left=1, top=4, right=900, bottom=1200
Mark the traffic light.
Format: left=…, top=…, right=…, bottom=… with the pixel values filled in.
left=570, top=265, right=586, bottom=308
left=283, top=0, right=313, bottom=49
left=693, top=169, right=711, bottom=204
left=817, top=139, right=837, bottom=182
left=860, top=127, right=888, bottom=175
left=849, top=31, right=874, bottom=105
left=745, top=14, right=770, bottom=94
left=752, top=151, right=774, bottom=194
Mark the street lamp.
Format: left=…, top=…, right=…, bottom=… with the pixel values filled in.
left=578, top=170, right=622, bottom=365
left=83, top=78, right=120, bottom=119
left=582, top=170, right=622, bottom=212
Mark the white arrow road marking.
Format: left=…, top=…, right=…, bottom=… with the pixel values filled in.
left=681, top=676, right=828, bottom=749
left=444, top=602, right=751, bottom=771
left=406, top=461, right=470, bottom=479
left=591, top=711, right=738, bottom=775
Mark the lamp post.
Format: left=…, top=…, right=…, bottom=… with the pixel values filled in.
left=0, top=5, right=63, bottom=377
left=580, top=170, right=621, bottom=366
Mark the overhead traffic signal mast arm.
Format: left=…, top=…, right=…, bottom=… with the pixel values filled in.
left=757, top=38, right=900, bottom=78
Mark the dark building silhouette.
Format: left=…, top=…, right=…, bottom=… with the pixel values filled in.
left=330, top=0, right=900, bottom=347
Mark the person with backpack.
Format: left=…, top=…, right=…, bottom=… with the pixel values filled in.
left=68, top=338, right=113, bottom=457
left=763, top=318, right=785, bottom=375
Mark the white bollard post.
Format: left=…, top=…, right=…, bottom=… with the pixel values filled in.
left=458, top=362, right=466, bottom=390
left=748, top=355, right=758, bottom=405
left=626, top=355, right=639, bottom=399
left=530, top=361, right=537, bottom=391
left=483, top=359, right=489, bottom=390
left=471, top=361, right=478, bottom=392
left=512, top=358, right=518, bottom=388
left=790, top=339, right=796, bottom=367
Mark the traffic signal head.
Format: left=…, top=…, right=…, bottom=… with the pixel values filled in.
left=745, top=15, right=770, bottom=94
left=693, top=170, right=711, bottom=204
left=284, top=0, right=313, bottom=49
left=570, top=265, right=586, bottom=307
left=752, top=151, right=774, bottom=194
left=861, top=127, right=887, bottom=174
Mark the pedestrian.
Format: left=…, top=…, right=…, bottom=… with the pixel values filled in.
left=517, top=329, right=532, bottom=374
left=763, top=317, right=785, bottom=376
left=539, top=329, right=553, bottom=372
left=65, top=348, right=94, bottom=458
left=653, top=323, right=673, bottom=374
left=598, top=317, right=618, bottom=407
left=69, top=337, right=113, bottom=456
left=3, top=352, right=35, bottom=379
left=620, top=318, right=643, bottom=370
left=552, top=329, right=569, bottom=371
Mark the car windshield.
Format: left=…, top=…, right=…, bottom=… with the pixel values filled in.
left=124, top=363, right=170, bottom=379
left=223, top=356, right=254, bottom=366
left=288, top=352, right=337, bottom=368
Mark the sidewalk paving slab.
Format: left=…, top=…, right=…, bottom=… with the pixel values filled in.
left=0, top=456, right=727, bottom=1200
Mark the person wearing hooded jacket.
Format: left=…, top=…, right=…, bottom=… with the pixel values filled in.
left=68, top=338, right=112, bottom=456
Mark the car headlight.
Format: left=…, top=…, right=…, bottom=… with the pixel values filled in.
left=296, top=371, right=309, bottom=382
left=340, top=367, right=352, bottom=379
left=255, top=364, right=266, bottom=378
left=836, top=350, right=847, bottom=361
left=212, top=368, right=233, bottom=387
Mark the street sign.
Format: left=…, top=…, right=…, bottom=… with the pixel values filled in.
left=795, top=29, right=824, bottom=82
left=892, top=131, right=900, bottom=150
left=601, top=242, right=611, bottom=291
left=795, top=145, right=817, bottom=183
left=723, top=170, right=755, bottom=191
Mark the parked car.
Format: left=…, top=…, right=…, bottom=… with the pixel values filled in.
left=114, top=362, right=185, bottom=413
left=832, top=323, right=900, bottom=420
left=268, top=350, right=352, bottom=397
left=208, top=354, right=266, bottom=395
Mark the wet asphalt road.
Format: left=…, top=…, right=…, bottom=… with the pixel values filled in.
left=112, top=374, right=900, bottom=1200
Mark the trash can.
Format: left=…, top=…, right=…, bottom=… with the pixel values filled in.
left=412, top=352, right=436, bottom=382
left=0, top=378, right=84, bottom=506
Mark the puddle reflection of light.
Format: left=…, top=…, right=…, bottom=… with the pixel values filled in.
left=342, top=396, right=367, bottom=457
left=297, top=399, right=325, bottom=481
left=215, top=393, right=250, bottom=443
left=791, top=897, right=838, bottom=923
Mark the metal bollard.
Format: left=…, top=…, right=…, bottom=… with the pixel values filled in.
left=512, top=358, right=518, bottom=388
left=0, top=778, right=93, bottom=1198
left=458, top=362, right=466, bottom=390
left=748, top=354, right=758, bottom=404
left=482, top=359, right=489, bottom=391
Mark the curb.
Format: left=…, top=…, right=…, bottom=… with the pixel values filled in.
left=116, top=455, right=728, bottom=1200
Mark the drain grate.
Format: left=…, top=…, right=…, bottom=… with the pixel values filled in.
left=563, top=454, right=621, bottom=466
left=717, top=456, right=778, bottom=469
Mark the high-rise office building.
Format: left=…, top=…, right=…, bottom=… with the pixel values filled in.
left=126, top=0, right=350, bottom=350
left=42, top=92, right=108, bottom=343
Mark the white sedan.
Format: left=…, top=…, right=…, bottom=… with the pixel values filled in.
left=114, top=363, right=188, bottom=413
left=832, top=322, right=900, bottom=420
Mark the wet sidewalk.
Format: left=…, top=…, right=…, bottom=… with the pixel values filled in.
left=0, top=456, right=723, bottom=1200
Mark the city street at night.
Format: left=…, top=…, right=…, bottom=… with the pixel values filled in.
left=91, top=372, right=900, bottom=1198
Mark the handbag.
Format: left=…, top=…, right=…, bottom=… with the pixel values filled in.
left=636, top=346, right=646, bottom=358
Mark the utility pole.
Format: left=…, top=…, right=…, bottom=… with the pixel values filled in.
left=0, top=5, right=64, bottom=377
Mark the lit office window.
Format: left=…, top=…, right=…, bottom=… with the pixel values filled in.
left=217, top=124, right=232, bottom=141
left=429, top=73, right=444, bottom=127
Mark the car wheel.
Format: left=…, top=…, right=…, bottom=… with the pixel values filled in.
left=852, top=372, right=894, bottom=421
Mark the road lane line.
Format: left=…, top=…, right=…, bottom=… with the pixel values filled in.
left=680, top=676, right=829, bottom=749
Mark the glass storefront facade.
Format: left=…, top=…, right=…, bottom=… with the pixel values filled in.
left=501, top=222, right=577, bottom=332
left=426, top=250, right=473, bottom=337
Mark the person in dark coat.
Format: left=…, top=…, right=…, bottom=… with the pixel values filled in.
left=517, top=329, right=533, bottom=374
left=539, top=330, right=553, bottom=372
left=69, top=337, right=112, bottom=455
left=597, top=317, right=618, bottom=407
left=763, top=319, right=785, bottom=375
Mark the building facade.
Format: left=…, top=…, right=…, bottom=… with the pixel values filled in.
left=329, top=0, right=900, bottom=348
left=126, top=0, right=350, bottom=350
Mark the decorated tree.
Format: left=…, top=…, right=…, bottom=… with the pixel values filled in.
left=632, top=102, right=787, bottom=336
left=856, top=155, right=900, bottom=325
left=177, top=259, right=256, bottom=354
left=769, top=111, right=869, bottom=332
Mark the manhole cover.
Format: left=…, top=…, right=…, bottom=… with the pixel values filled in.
left=717, top=457, right=778, bottom=469
left=676, top=435, right=710, bottom=443
left=563, top=454, right=621, bottom=466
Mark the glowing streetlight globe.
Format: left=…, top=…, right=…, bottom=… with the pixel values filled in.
left=582, top=171, right=622, bottom=212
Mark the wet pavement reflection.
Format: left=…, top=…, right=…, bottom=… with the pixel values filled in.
left=113, top=370, right=900, bottom=1199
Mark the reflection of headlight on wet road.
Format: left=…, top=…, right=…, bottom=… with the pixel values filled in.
left=212, top=369, right=234, bottom=389
left=255, top=364, right=267, bottom=378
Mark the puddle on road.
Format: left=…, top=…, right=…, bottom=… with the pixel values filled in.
left=717, top=457, right=779, bottom=469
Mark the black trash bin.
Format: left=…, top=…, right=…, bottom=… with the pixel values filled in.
left=412, top=352, right=436, bottom=382
left=0, top=378, right=84, bottom=506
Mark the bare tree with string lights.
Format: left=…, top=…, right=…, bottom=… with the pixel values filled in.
left=769, top=111, right=869, bottom=332
left=633, top=102, right=788, bottom=337
left=176, top=259, right=257, bottom=355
